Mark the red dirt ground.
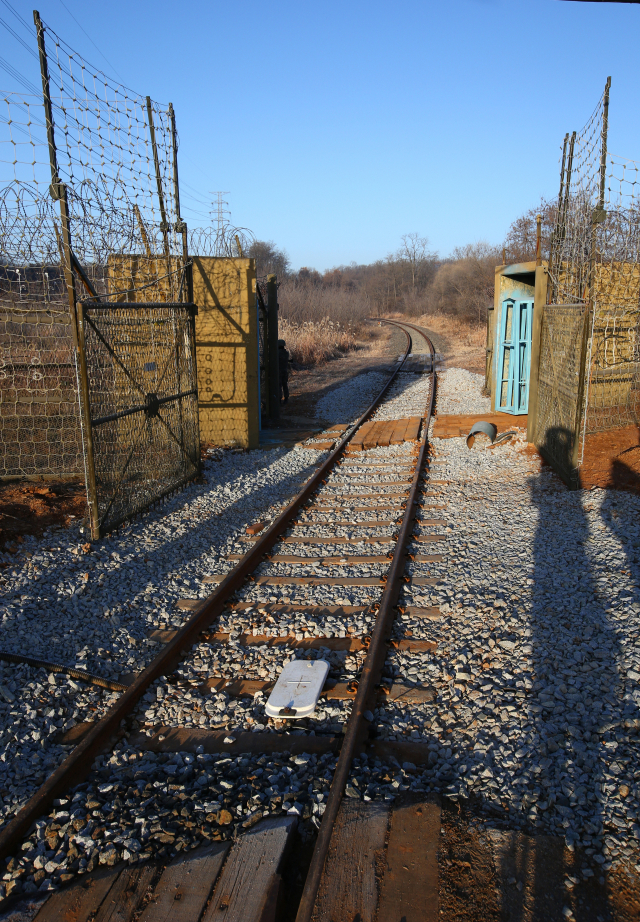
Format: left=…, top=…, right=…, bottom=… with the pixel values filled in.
left=579, top=424, right=640, bottom=493
left=0, top=481, right=87, bottom=554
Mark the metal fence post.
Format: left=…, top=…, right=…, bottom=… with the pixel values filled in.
left=267, top=274, right=280, bottom=419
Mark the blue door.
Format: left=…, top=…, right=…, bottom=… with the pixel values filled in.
left=498, top=299, right=533, bottom=414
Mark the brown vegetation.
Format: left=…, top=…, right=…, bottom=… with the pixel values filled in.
left=252, top=199, right=557, bottom=366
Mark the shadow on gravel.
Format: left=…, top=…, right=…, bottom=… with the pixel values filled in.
left=515, top=426, right=640, bottom=922
left=0, top=452, right=323, bottom=675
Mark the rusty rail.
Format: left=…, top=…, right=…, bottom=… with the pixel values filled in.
left=295, top=319, right=436, bottom=922
left=0, top=327, right=412, bottom=862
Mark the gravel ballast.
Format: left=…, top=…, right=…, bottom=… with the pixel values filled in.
left=2, top=353, right=639, bottom=902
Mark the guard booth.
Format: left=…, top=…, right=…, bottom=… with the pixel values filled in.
left=486, top=260, right=548, bottom=417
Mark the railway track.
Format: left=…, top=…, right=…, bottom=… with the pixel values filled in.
left=0, top=319, right=444, bottom=920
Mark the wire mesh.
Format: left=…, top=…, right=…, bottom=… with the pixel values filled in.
left=585, top=155, right=640, bottom=434
left=80, top=302, right=199, bottom=537
left=0, top=18, right=202, bottom=524
left=0, top=122, right=83, bottom=478
left=539, top=80, right=640, bottom=482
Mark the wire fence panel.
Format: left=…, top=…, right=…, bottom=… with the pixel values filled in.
left=534, top=304, right=587, bottom=486
left=79, top=302, right=199, bottom=538
left=0, top=165, right=84, bottom=479
left=540, top=79, right=640, bottom=483
left=0, top=306, right=83, bottom=479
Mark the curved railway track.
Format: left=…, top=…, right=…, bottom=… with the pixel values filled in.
left=0, top=319, right=440, bottom=920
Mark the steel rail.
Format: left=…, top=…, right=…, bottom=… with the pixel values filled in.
left=295, top=320, right=436, bottom=922
left=0, top=326, right=412, bottom=862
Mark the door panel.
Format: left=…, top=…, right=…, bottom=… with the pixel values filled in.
left=498, top=299, right=532, bottom=414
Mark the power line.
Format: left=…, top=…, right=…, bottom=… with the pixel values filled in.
left=56, top=0, right=125, bottom=82
left=0, top=0, right=34, bottom=34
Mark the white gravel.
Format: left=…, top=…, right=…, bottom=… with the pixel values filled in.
left=313, top=371, right=388, bottom=423
left=437, top=367, right=490, bottom=415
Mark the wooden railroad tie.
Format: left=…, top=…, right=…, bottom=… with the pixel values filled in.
left=202, top=574, right=441, bottom=587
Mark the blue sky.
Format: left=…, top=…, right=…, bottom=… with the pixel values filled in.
left=2, top=0, right=640, bottom=270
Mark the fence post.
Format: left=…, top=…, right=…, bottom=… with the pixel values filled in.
left=573, top=77, right=611, bottom=475
left=145, top=96, right=172, bottom=281
left=267, top=274, right=280, bottom=419
left=75, top=304, right=101, bottom=538
left=256, top=284, right=270, bottom=418
left=34, top=10, right=100, bottom=527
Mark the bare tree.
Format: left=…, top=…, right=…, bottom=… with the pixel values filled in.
left=247, top=240, right=290, bottom=279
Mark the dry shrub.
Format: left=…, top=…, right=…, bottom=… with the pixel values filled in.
left=278, top=280, right=372, bottom=325
left=279, top=318, right=357, bottom=366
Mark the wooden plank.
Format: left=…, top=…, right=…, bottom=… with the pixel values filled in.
left=292, top=520, right=400, bottom=528
left=175, top=599, right=204, bottom=611
left=412, top=535, right=446, bottom=543
left=301, top=441, right=335, bottom=451
left=34, top=866, right=121, bottom=922
left=317, top=490, right=409, bottom=498
left=404, top=578, right=440, bottom=587
left=332, top=478, right=412, bottom=485
left=363, top=420, right=387, bottom=449
left=312, top=801, right=389, bottom=922
left=389, top=638, right=437, bottom=652
left=377, top=800, right=441, bottom=922
left=247, top=535, right=395, bottom=545
left=404, top=416, right=423, bottom=441
left=94, top=864, right=158, bottom=922
left=381, top=683, right=436, bottom=703
left=130, top=729, right=340, bottom=757
left=227, top=554, right=390, bottom=564
left=390, top=417, right=410, bottom=445
left=408, top=554, right=443, bottom=562
left=139, top=843, right=230, bottom=922
left=204, top=575, right=386, bottom=586
left=404, top=606, right=442, bottom=619
left=202, top=817, right=296, bottom=922
left=229, top=603, right=369, bottom=615
left=376, top=420, right=396, bottom=448
left=312, top=504, right=404, bottom=512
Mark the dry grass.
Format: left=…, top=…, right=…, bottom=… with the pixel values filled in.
left=279, top=318, right=358, bottom=366
left=415, top=310, right=486, bottom=350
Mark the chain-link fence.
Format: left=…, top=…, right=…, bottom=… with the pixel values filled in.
left=536, top=78, right=640, bottom=484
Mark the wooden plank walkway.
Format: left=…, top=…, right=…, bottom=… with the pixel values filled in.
left=348, top=417, right=424, bottom=451
left=31, top=820, right=293, bottom=922
left=432, top=412, right=527, bottom=439
left=312, top=798, right=441, bottom=922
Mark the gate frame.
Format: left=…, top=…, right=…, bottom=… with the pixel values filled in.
left=77, top=299, right=200, bottom=539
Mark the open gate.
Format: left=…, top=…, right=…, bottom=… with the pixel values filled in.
left=77, top=301, right=200, bottom=539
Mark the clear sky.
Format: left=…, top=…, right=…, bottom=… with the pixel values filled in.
left=2, top=0, right=640, bottom=270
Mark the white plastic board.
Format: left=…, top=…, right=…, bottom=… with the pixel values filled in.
left=265, top=659, right=330, bottom=718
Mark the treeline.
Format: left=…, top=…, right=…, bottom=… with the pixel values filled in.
left=248, top=198, right=556, bottom=327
